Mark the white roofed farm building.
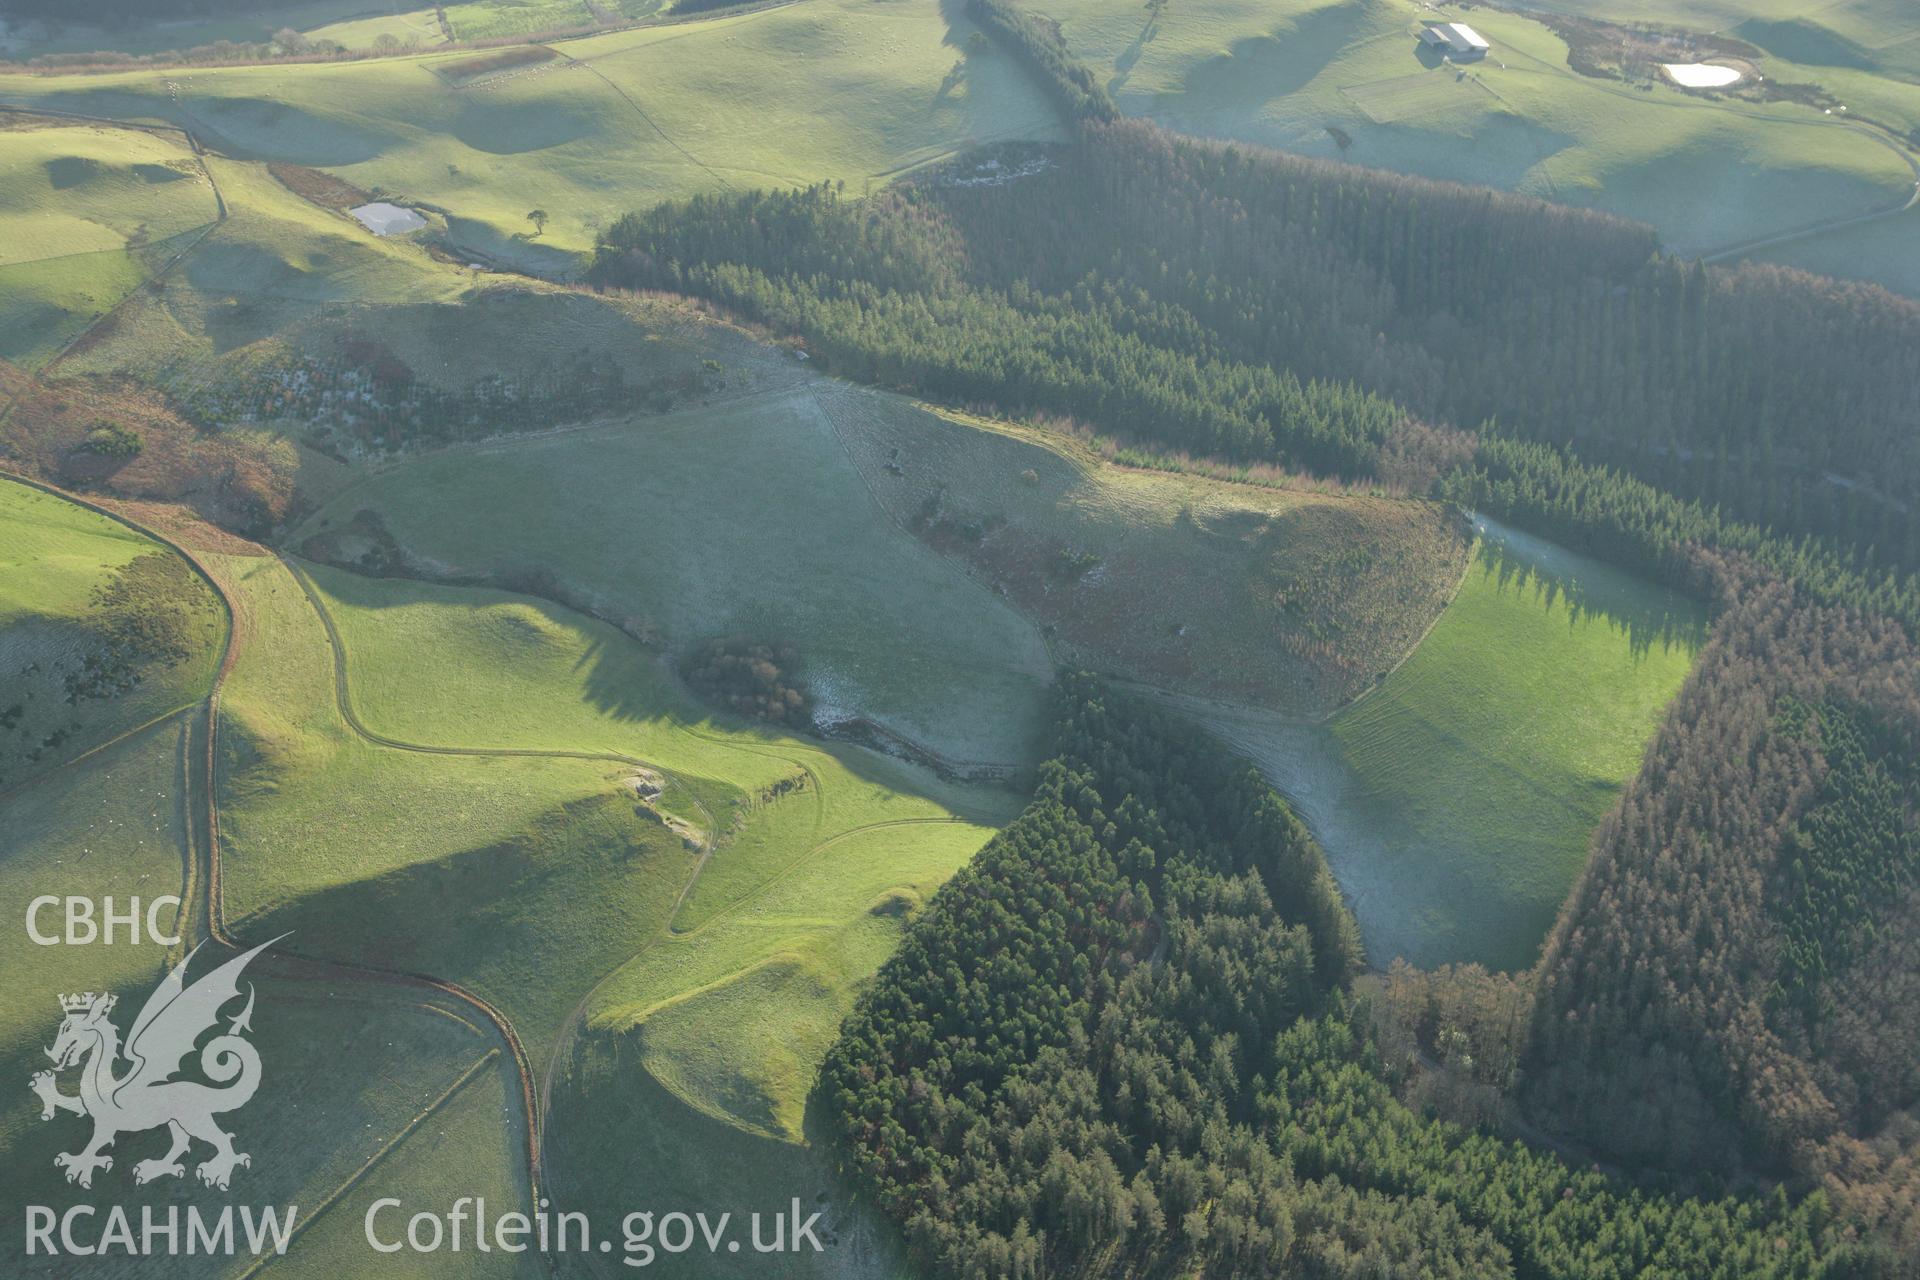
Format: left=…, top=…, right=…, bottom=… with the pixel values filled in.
left=1419, top=22, right=1491, bottom=59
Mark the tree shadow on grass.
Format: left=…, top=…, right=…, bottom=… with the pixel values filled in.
left=1470, top=515, right=1709, bottom=661
left=1177, top=0, right=1373, bottom=110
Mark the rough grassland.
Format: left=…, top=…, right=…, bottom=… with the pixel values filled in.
left=828, top=388, right=1471, bottom=719
left=303, top=6, right=450, bottom=53
left=1189, top=517, right=1706, bottom=973
left=290, top=553, right=1012, bottom=1017
left=0, top=122, right=215, bottom=266
left=0, top=717, right=189, bottom=1092
left=295, top=383, right=1471, bottom=767
left=0, top=0, right=424, bottom=58
left=0, top=135, right=460, bottom=385
left=0, top=479, right=225, bottom=789
left=1041, top=0, right=1916, bottom=265
left=292, top=388, right=1056, bottom=768
left=0, top=121, right=218, bottom=367
left=4, top=0, right=1911, bottom=294
left=215, top=549, right=694, bottom=1050
left=264, top=1052, right=539, bottom=1280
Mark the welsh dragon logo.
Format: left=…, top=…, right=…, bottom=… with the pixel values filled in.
left=29, top=938, right=281, bottom=1191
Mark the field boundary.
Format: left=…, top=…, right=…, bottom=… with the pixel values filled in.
left=1338, top=69, right=1495, bottom=124
left=0, top=105, right=225, bottom=397
left=230, top=1049, right=503, bottom=1280
left=0, top=471, right=562, bottom=1268
left=1485, top=32, right=1920, bottom=259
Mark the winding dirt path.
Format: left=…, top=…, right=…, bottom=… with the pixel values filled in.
left=0, top=474, right=570, bottom=1258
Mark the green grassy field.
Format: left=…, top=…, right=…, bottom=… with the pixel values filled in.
left=1761, top=201, right=1920, bottom=295
left=304, top=6, right=451, bottom=52
left=290, top=388, right=1058, bottom=768
left=0, top=121, right=218, bottom=366
left=1189, top=516, right=1706, bottom=972
left=0, top=716, right=192, bottom=1092
left=196, top=539, right=1016, bottom=1273
left=0, top=0, right=408, bottom=58
left=0, top=0, right=1066, bottom=269
left=264, top=1048, right=538, bottom=1280
left=4, top=0, right=1913, bottom=297
left=0, top=121, right=462, bottom=384
left=0, top=6, right=1761, bottom=1259
left=0, top=478, right=225, bottom=789
left=0, top=121, right=214, bottom=263
left=0, top=690, right=527, bottom=1276
left=291, top=380, right=1472, bottom=767
left=0, top=0, right=615, bottom=60
left=1042, top=0, right=1919, bottom=269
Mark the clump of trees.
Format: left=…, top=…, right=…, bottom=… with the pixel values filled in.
left=592, top=19, right=1920, bottom=1263
left=681, top=637, right=811, bottom=728
left=76, top=422, right=142, bottom=458
left=823, top=676, right=1865, bottom=1277
left=61, top=553, right=208, bottom=704
left=180, top=339, right=714, bottom=456
left=965, top=0, right=1118, bottom=123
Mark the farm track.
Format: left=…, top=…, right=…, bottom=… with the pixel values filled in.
left=280, top=549, right=981, bottom=1266
left=0, top=468, right=552, bottom=1268
left=0, top=102, right=1016, bottom=1261
left=228, top=1048, right=503, bottom=1280
left=0, top=471, right=575, bottom=1269
left=549, top=47, right=735, bottom=192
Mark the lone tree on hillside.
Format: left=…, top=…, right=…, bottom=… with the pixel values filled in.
left=527, top=209, right=549, bottom=238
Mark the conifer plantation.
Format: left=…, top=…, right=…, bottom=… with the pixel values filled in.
left=594, top=122, right=1920, bottom=623
left=595, top=28, right=1920, bottom=1272
left=823, top=677, right=1872, bottom=1279
left=4, top=0, right=1918, bottom=1273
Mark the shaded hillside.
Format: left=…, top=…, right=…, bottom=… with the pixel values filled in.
left=0, top=0, right=335, bottom=21
left=0, top=479, right=225, bottom=789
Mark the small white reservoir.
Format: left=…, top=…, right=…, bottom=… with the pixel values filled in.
left=349, top=201, right=428, bottom=235
left=1663, top=63, right=1743, bottom=88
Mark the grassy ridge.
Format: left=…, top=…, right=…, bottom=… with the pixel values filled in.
left=0, top=123, right=214, bottom=265
left=296, top=384, right=1474, bottom=765
left=0, top=479, right=225, bottom=788
left=0, top=121, right=218, bottom=367
left=293, top=390, right=1056, bottom=768
left=0, top=133, right=461, bottom=387
left=0, top=704, right=518, bottom=1275
left=205, top=543, right=1011, bottom=1273
left=827, top=389, right=1470, bottom=717
left=5, top=0, right=1911, bottom=295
